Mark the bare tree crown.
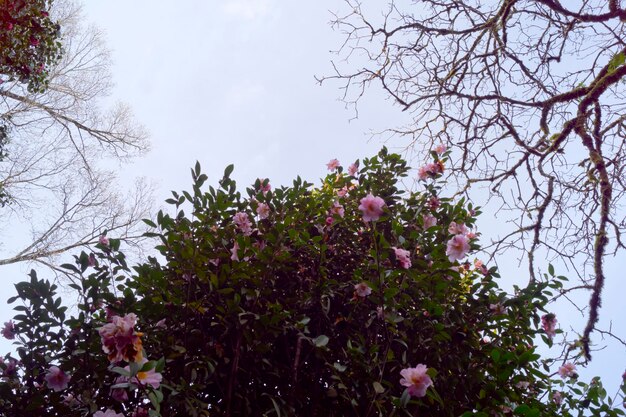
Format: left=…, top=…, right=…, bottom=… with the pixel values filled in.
left=0, top=0, right=151, bottom=274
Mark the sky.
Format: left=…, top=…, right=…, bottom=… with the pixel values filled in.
left=1, top=0, right=624, bottom=399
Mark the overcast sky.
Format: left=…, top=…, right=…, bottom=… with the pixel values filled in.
left=1, top=0, right=624, bottom=394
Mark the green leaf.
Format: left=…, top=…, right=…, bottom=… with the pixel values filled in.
left=373, top=381, right=385, bottom=394
left=313, top=335, right=329, bottom=347
left=140, top=360, right=156, bottom=372
left=129, top=360, right=141, bottom=376
left=110, top=366, right=130, bottom=377
left=333, top=363, right=347, bottom=372
left=224, top=164, right=234, bottom=178
left=514, top=404, right=530, bottom=415
left=148, top=391, right=161, bottom=412
left=155, top=357, right=166, bottom=373
left=400, top=388, right=410, bottom=408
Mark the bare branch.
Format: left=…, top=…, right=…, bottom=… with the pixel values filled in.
left=322, top=0, right=626, bottom=358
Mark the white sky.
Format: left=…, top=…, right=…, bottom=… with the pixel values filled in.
left=1, top=0, right=624, bottom=398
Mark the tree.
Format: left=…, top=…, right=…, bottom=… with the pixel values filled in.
left=0, top=0, right=62, bottom=92
left=319, top=0, right=626, bottom=359
left=1, top=0, right=62, bottom=200
left=1, top=150, right=624, bottom=416
left=0, top=0, right=150, bottom=272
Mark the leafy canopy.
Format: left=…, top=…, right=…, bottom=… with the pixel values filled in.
left=1, top=149, right=624, bottom=416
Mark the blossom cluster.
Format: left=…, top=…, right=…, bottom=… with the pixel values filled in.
left=326, top=158, right=358, bottom=176
left=1, top=320, right=15, bottom=340
left=97, top=312, right=163, bottom=415
left=558, top=362, right=577, bottom=379
left=418, top=161, right=445, bottom=180
left=446, top=223, right=472, bottom=263
left=98, top=313, right=144, bottom=363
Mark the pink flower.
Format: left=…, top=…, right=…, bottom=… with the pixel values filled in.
left=541, top=313, right=557, bottom=339
left=258, top=178, right=271, bottom=195
left=62, top=393, right=79, bottom=407
left=98, top=313, right=143, bottom=363
left=434, top=144, right=447, bottom=155
left=448, top=221, right=468, bottom=235
left=393, top=247, right=412, bottom=269
left=1, top=321, right=15, bottom=339
left=489, top=303, right=506, bottom=315
left=348, top=163, right=358, bottom=176
left=124, top=359, right=163, bottom=389
left=422, top=214, right=437, bottom=229
left=358, top=194, right=385, bottom=222
left=2, top=358, right=17, bottom=376
left=256, top=203, right=270, bottom=220
left=399, top=364, right=433, bottom=397
left=418, top=162, right=444, bottom=180
left=111, top=376, right=129, bottom=402
left=558, top=362, right=576, bottom=379
left=474, top=259, right=489, bottom=275
left=233, top=212, right=253, bottom=235
left=326, top=159, right=340, bottom=171
left=337, top=186, right=349, bottom=197
left=135, top=367, right=162, bottom=388
left=94, top=410, right=125, bottom=417
left=230, top=242, right=240, bottom=261
left=552, top=391, right=563, bottom=405
left=330, top=201, right=345, bottom=218
left=99, top=235, right=109, bottom=246
left=354, top=282, right=372, bottom=298
left=446, top=234, right=470, bottom=262
left=45, top=366, right=70, bottom=392
left=325, top=216, right=334, bottom=226
left=88, top=253, right=97, bottom=267
left=429, top=196, right=440, bottom=209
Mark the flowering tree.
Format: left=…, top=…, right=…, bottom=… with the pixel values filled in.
left=319, top=0, right=626, bottom=358
left=0, top=0, right=62, bottom=92
left=1, top=150, right=625, bottom=416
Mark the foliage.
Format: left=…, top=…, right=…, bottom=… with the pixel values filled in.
left=0, top=0, right=62, bottom=92
left=1, top=150, right=625, bottom=416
